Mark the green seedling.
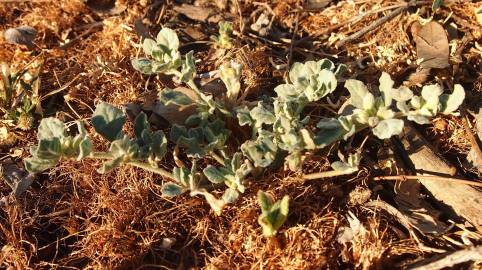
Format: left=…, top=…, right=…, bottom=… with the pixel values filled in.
left=257, top=191, right=289, bottom=237
left=211, top=21, right=234, bottom=49
left=316, top=72, right=465, bottom=146
left=0, top=60, right=42, bottom=130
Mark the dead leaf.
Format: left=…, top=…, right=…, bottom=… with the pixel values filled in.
left=85, top=0, right=126, bottom=15
left=303, top=0, right=332, bottom=11
left=394, top=180, right=447, bottom=234
left=1, top=158, right=34, bottom=198
left=336, top=211, right=364, bottom=244
left=4, top=26, right=37, bottom=50
left=153, top=87, right=198, bottom=125
left=251, top=13, right=270, bottom=36
left=413, top=21, right=449, bottom=69
left=85, top=0, right=115, bottom=10
left=173, top=4, right=221, bottom=23
left=404, top=67, right=431, bottom=87
left=133, top=17, right=152, bottom=40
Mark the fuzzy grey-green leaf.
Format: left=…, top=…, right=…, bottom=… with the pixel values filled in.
left=92, top=102, right=126, bottom=141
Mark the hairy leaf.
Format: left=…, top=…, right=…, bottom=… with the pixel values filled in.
left=159, top=88, right=194, bottom=106
left=92, top=102, right=126, bottom=141
left=372, top=119, right=404, bottom=139
left=439, top=84, right=465, bottom=114
left=162, top=183, right=185, bottom=197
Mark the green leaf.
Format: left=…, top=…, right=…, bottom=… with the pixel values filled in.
left=151, top=131, right=167, bottom=160
left=73, top=121, right=92, bottom=160
left=439, top=84, right=465, bottom=113
left=334, top=64, right=347, bottom=78
left=257, top=191, right=273, bottom=213
left=180, top=50, right=196, bottom=82
left=241, top=134, right=277, bottom=168
left=421, top=84, right=443, bottom=112
left=407, top=114, right=430, bottom=125
left=318, top=59, right=334, bottom=71
left=34, top=138, right=62, bottom=160
left=108, top=136, right=137, bottom=159
left=161, top=183, right=185, bottom=197
left=158, top=88, right=193, bottom=106
left=172, top=166, right=190, bottom=187
left=236, top=106, right=253, bottom=126
left=305, top=69, right=337, bottom=101
left=274, top=84, right=302, bottom=101
left=372, top=119, right=404, bottom=139
left=142, top=38, right=157, bottom=56
left=432, top=0, right=444, bottom=11
left=92, top=103, right=126, bottom=141
left=315, top=118, right=354, bottom=147
left=134, top=112, right=149, bottom=139
left=250, top=103, right=276, bottom=127
left=273, top=195, right=289, bottom=228
left=345, top=79, right=370, bottom=109
left=285, top=151, right=304, bottom=171
left=203, top=166, right=227, bottom=184
left=24, top=156, right=57, bottom=174
left=222, top=188, right=239, bottom=204
left=288, top=62, right=305, bottom=85
left=131, top=58, right=155, bottom=74
left=220, top=61, right=242, bottom=101
left=37, top=118, right=66, bottom=140
left=156, top=28, right=179, bottom=51
left=257, top=191, right=289, bottom=237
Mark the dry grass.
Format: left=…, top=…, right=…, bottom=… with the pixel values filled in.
left=1, top=0, right=480, bottom=269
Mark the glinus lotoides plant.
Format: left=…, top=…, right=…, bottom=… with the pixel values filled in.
left=257, top=190, right=289, bottom=237
left=25, top=27, right=466, bottom=236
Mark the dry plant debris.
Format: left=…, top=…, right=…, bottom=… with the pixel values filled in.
left=0, top=0, right=481, bottom=269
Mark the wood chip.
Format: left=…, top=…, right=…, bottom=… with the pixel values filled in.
left=408, top=245, right=482, bottom=270
left=401, top=124, right=482, bottom=229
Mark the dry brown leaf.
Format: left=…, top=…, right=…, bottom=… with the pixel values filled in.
left=1, top=158, right=34, bottom=198
left=303, top=0, right=332, bottom=11
left=173, top=4, right=221, bottom=23
left=4, top=26, right=37, bottom=50
left=404, top=67, right=431, bottom=87
left=85, top=0, right=126, bottom=15
left=153, top=87, right=198, bottom=125
left=413, top=21, right=449, bottom=69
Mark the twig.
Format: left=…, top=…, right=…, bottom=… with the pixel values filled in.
left=286, top=12, right=300, bottom=82
left=336, top=0, right=429, bottom=47
left=374, top=175, right=482, bottom=188
left=59, top=22, right=104, bottom=50
left=407, top=245, right=482, bottom=270
left=461, top=110, right=482, bottom=171
left=303, top=168, right=358, bottom=180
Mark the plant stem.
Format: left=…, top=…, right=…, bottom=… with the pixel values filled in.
left=374, top=175, right=482, bottom=188
left=127, top=161, right=174, bottom=179
left=89, top=152, right=113, bottom=159
left=303, top=168, right=358, bottom=180
left=89, top=152, right=174, bottom=179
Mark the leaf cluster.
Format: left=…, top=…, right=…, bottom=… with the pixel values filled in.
left=257, top=191, right=289, bottom=237
left=25, top=28, right=467, bottom=237
left=0, top=61, right=42, bottom=130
